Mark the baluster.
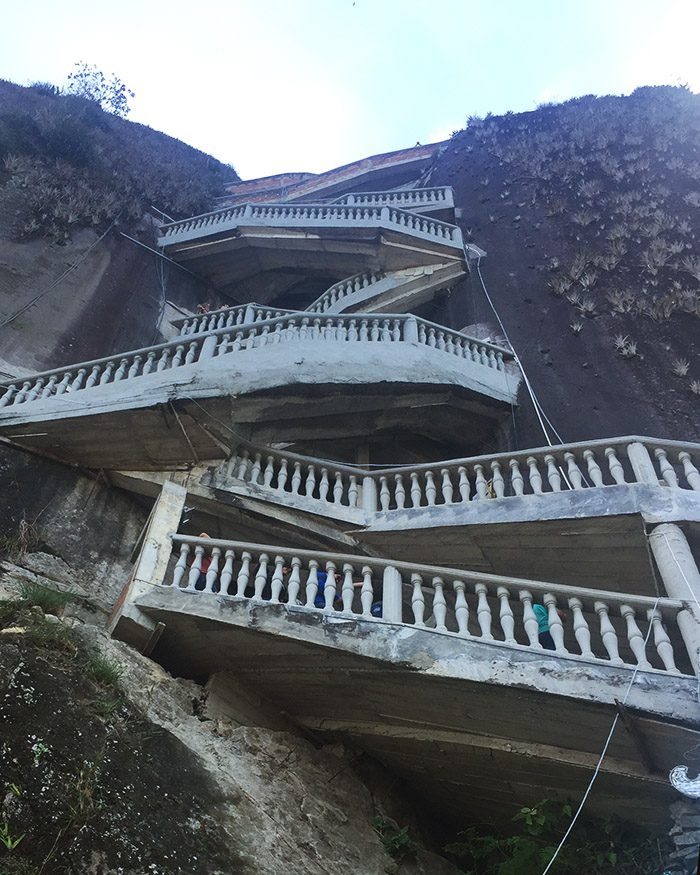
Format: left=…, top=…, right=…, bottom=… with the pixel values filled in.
left=391, top=319, right=402, bottom=342
left=341, top=563, right=355, bottom=613
left=142, top=351, right=158, bottom=374
left=479, top=346, right=489, bottom=365
left=453, top=580, right=469, bottom=636
left=620, top=604, right=652, bottom=669
left=436, top=331, right=446, bottom=351
left=544, top=455, right=561, bottom=492
left=527, top=456, right=543, bottom=494
left=605, top=447, right=626, bottom=484
left=172, top=543, right=190, bottom=588
left=236, top=551, right=252, bottom=597
left=654, top=448, right=678, bottom=487
left=333, top=472, right=344, bottom=503
left=445, top=333, right=454, bottom=355
left=496, top=587, right=516, bottom=643
left=270, top=555, right=285, bottom=603
left=474, top=464, right=488, bottom=499
left=128, top=355, right=143, bottom=378
left=369, top=320, right=380, bottom=341
left=55, top=373, right=72, bottom=395
left=287, top=557, right=301, bottom=605
left=564, top=452, right=584, bottom=489
left=544, top=593, right=566, bottom=652
left=354, top=565, right=372, bottom=617
left=394, top=474, right=406, bottom=509
left=157, top=349, right=172, bottom=372
left=291, top=462, right=302, bottom=494
left=594, top=601, right=624, bottom=664
left=519, top=590, right=541, bottom=647
left=41, top=376, right=57, bottom=398
left=679, top=452, right=700, bottom=491
left=509, top=459, right=524, bottom=496
left=184, top=342, right=198, bottom=364
left=170, top=346, right=185, bottom=369
left=219, top=549, right=235, bottom=595
left=70, top=369, right=87, bottom=391
left=277, top=458, right=288, bottom=491
left=205, top=547, right=221, bottom=593
left=432, top=577, right=447, bottom=631
left=410, top=472, right=422, bottom=507
left=647, top=608, right=678, bottom=673
left=411, top=574, right=425, bottom=626
left=305, top=559, right=319, bottom=608
left=380, top=319, right=391, bottom=342
left=379, top=476, right=390, bottom=511
left=26, top=379, right=44, bottom=401
left=319, top=468, right=329, bottom=502
left=348, top=475, right=358, bottom=507
left=441, top=469, right=453, bottom=504
left=98, top=363, right=114, bottom=385
left=304, top=465, right=316, bottom=498
left=583, top=449, right=604, bottom=487
left=458, top=466, right=470, bottom=502
left=347, top=319, right=358, bottom=341
left=235, top=449, right=250, bottom=480
left=324, top=561, right=337, bottom=609
left=253, top=553, right=270, bottom=599
left=250, top=453, right=262, bottom=484
left=475, top=583, right=494, bottom=640
left=491, top=461, right=505, bottom=498
left=263, top=456, right=275, bottom=487
left=568, top=597, right=594, bottom=659
left=425, top=471, right=437, bottom=506
left=187, top=545, right=205, bottom=591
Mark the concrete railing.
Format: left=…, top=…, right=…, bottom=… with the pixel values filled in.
left=158, top=201, right=464, bottom=248
left=305, top=270, right=385, bottom=314
left=214, top=437, right=700, bottom=523
left=172, top=303, right=298, bottom=337
left=162, top=534, right=691, bottom=676
left=333, top=186, right=453, bottom=211
left=0, top=314, right=512, bottom=411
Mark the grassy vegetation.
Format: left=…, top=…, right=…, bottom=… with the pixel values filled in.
left=0, top=78, right=236, bottom=240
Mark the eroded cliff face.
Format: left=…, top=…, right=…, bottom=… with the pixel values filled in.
left=0, top=565, right=460, bottom=875
left=426, top=87, right=700, bottom=449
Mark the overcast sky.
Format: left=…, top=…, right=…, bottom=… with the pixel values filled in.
left=2, top=0, right=699, bottom=180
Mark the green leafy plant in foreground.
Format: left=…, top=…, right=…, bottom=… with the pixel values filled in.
left=0, top=820, right=25, bottom=850
left=444, top=799, right=668, bottom=875
left=373, top=816, right=418, bottom=861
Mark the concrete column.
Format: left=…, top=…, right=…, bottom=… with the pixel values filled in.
left=382, top=566, right=403, bottom=623
left=242, top=304, right=255, bottom=325
left=627, top=441, right=659, bottom=485
left=649, top=523, right=700, bottom=672
left=404, top=316, right=419, bottom=344
left=361, top=476, right=378, bottom=514
left=109, top=480, right=187, bottom=650
left=199, top=334, right=218, bottom=359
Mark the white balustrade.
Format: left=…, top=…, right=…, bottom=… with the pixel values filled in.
left=163, top=534, right=692, bottom=677
left=159, top=197, right=463, bottom=248
left=0, top=309, right=515, bottom=411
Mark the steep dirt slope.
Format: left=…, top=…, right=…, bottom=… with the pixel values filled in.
left=429, top=87, right=700, bottom=447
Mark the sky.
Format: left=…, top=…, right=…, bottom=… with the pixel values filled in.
left=2, top=0, right=700, bottom=180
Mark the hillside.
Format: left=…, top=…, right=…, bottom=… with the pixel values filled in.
left=429, top=86, right=700, bottom=447
left=0, top=79, right=236, bottom=240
